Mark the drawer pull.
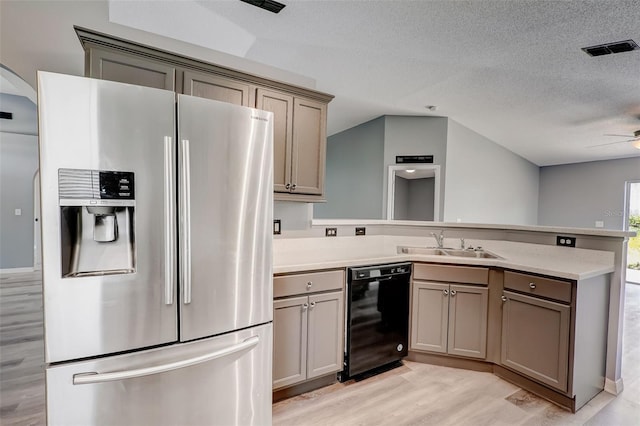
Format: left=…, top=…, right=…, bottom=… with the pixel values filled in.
left=302, top=303, right=308, bottom=311
left=529, top=282, right=536, bottom=289
left=450, top=290, right=457, bottom=297
left=307, top=281, right=313, bottom=289
left=501, top=295, right=507, bottom=302
left=310, top=301, right=316, bottom=309
left=443, top=289, right=449, bottom=296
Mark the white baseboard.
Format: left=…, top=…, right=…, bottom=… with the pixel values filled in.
left=0, top=267, right=35, bottom=274
left=604, top=378, right=624, bottom=395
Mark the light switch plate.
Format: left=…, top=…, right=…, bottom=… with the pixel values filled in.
left=595, top=221, right=604, bottom=228
left=325, top=227, right=337, bottom=237
left=355, top=227, right=366, bottom=236
left=14, top=209, right=21, bottom=216
left=273, top=219, right=281, bottom=235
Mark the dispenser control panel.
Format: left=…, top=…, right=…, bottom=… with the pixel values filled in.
left=98, top=171, right=134, bottom=200
left=58, top=169, right=135, bottom=200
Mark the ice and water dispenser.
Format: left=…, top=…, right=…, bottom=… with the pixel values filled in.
left=59, top=168, right=136, bottom=277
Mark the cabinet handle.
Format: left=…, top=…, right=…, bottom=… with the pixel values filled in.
left=501, top=295, right=507, bottom=302
left=310, top=302, right=316, bottom=309
left=291, top=183, right=297, bottom=191
left=285, top=183, right=291, bottom=190
left=443, top=289, right=449, bottom=296
left=307, top=281, right=313, bottom=289
left=302, top=303, right=308, bottom=311
left=529, top=282, right=536, bottom=289
left=450, top=290, right=457, bottom=297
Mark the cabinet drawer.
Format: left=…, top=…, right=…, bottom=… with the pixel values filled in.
left=504, top=271, right=572, bottom=303
left=274, top=270, right=344, bottom=298
left=413, top=264, right=488, bottom=285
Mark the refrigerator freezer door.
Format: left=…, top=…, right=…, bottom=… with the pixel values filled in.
left=46, top=323, right=272, bottom=426
left=38, top=72, right=178, bottom=362
left=177, top=95, right=273, bottom=341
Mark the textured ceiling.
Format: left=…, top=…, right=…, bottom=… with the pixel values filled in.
left=109, top=0, right=640, bottom=166
left=2, top=1, right=640, bottom=166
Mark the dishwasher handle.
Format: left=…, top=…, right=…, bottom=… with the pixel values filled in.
left=72, top=336, right=259, bottom=385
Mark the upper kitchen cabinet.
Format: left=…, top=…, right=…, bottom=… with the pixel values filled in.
left=183, top=70, right=254, bottom=107
left=85, top=48, right=176, bottom=91
left=76, top=26, right=334, bottom=202
left=257, top=90, right=327, bottom=198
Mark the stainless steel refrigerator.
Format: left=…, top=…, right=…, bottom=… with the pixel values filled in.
left=37, top=71, right=273, bottom=425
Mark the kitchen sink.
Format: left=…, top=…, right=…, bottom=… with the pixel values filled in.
left=397, top=246, right=502, bottom=259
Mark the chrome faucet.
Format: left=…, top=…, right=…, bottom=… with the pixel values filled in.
left=431, top=230, right=445, bottom=248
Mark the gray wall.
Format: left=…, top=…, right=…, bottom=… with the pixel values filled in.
left=444, top=119, right=539, bottom=225
left=274, top=201, right=311, bottom=231
left=0, top=133, right=39, bottom=268
left=538, top=157, right=640, bottom=230
left=393, top=175, right=409, bottom=220
left=408, top=177, right=435, bottom=221
left=393, top=176, right=436, bottom=221
left=383, top=116, right=448, bottom=219
left=314, top=117, right=385, bottom=219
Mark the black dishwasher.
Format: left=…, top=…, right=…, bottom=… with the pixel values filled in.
left=339, top=262, right=411, bottom=381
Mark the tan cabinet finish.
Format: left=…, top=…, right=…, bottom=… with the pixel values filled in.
left=504, top=271, right=572, bottom=303
left=413, top=264, right=489, bottom=285
left=307, top=292, right=344, bottom=379
left=272, top=270, right=345, bottom=390
left=273, top=296, right=308, bottom=389
left=500, top=290, right=570, bottom=392
left=274, top=270, right=343, bottom=298
left=183, top=70, right=254, bottom=107
left=290, top=98, right=326, bottom=196
left=411, top=282, right=449, bottom=353
left=86, top=48, right=175, bottom=91
left=448, top=284, right=489, bottom=358
left=256, top=89, right=294, bottom=194
left=257, top=90, right=327, bottom=197
left=411, top=279, right=488, bottom=359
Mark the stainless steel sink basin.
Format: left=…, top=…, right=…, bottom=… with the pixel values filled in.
left=397, top=246, right=502, bottom=259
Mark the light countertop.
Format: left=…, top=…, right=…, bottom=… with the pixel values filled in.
left=273, top=235, right=615, bottom=280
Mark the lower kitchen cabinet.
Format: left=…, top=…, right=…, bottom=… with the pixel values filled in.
left=272, top=270, right=345, bottom=390
left=411, top=281, right=488, bottom=359
left=500, top=290, right=570, bottom=392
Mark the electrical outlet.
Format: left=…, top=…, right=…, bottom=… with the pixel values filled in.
left=273, top=219, right=281, bottom=235
left=355, top=227, right=366, bottom=236
left=325, top=227, right=337, bottom=237
left=556, top=235, right=576, bottom=247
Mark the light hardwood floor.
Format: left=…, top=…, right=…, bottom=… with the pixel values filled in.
left=273, top=284, right=640, bottom=426
left=0, top=271, right=638, bottom=425
left=0, top=271, right=45, bottom=426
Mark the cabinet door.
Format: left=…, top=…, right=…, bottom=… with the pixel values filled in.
left=183, top=70, right=253, bottom=106
left=501, top=291, right=570, bottom=392
left=87, top=48, right=175, bottom=90
left=410, top=282, right=449, bottom=353
left=307, top=291, right=344, bottom=380
left=291, top=98, right=326, bottom=195
left=256, top=89, right=293, bottom=193
left=448, top=285, right=488, bottom=359
left=273, top=296, right=308, bottom=389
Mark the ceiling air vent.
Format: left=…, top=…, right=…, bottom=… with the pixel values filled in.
left=582, top=39, right=639, bottom=57
left=240, top=0, right=286, bottom=14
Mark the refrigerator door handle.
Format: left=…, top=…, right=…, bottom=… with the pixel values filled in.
left=180, top=138, right=192, bottom=305
left=72, top=335, right=260, bottom=385
left=164, top=136, right=175, bottom=305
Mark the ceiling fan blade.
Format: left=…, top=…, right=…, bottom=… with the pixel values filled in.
left=588, top=140, right=633, bottom=148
